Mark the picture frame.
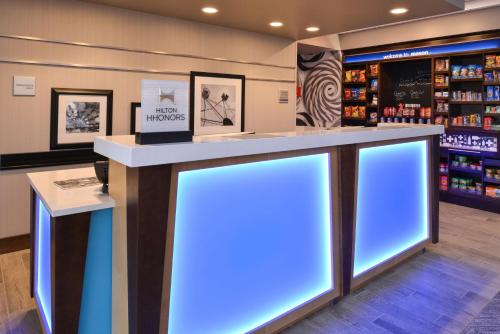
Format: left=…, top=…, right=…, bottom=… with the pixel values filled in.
left=190, top=72, right=245, bottom=136
left=50, top=88, right=113, bottom=150
left=130, top=102, right=141, bottom=134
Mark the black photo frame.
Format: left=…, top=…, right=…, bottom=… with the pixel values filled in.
left=130, top=102, right=141, bottom=134
left=50, top=88, right=113, bottom=150
left=190, top=71, right=245, bottom=136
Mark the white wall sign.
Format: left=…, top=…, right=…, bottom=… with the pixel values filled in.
left=141, top=80, right=189, bottom=133
left=13, top=76, right=36, bottom=96
left=278, top=89, right=289, bottom=104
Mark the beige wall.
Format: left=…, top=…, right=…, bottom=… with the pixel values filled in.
left=0, top=0, right=297, bottom=238
left=339, top=6, right=500, bottom=50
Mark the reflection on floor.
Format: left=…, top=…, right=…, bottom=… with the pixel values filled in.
left=0, top=202, right=499, bottom=334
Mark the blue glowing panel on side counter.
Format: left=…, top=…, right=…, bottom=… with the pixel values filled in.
left=34, top=197, right=52, bottom=333
left=78, top=208, right=113, bottom=334
left=353, top=141, right=429, bottom=278
left=168, top=154, right=333, bottom=334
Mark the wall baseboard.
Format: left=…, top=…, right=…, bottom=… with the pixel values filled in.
left=0, top=234, right=30, bottom=254
left=0, top=149, right=105, bottom=171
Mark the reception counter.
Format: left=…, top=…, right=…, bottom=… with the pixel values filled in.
left=28, top=168, right=115, bottom=334
left=93, top=124, right=443, bottom=334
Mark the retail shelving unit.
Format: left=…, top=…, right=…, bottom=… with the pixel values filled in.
left=342, top=62, right=380, bottom=126
left=342, top=38, right=500, bottom=213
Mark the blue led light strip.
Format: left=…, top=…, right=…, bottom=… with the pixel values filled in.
left=34, top=197, right=52, bottom=333
left=168, top=154, right=334, bottom=334
left=344, top=38, right=500, bottom=64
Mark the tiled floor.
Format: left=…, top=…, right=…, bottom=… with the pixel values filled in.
left=0, top=202, right=499, bottom=334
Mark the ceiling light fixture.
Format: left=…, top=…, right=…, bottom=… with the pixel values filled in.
left=269, top=21, right=284, bottom=27
left=202, top=7, right=218, bottom=14
left=306, top=26, right=320, bottom=32
left=390, top=7, right=408, bottom=14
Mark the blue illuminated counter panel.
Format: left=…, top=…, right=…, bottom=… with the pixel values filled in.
left=94, top=124, right=443, bottom=334
left=27, top=167, right=115, bottom=334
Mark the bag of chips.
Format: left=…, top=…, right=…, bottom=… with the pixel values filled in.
left=451, top=65, right=461, bottom=78
left=345, top=70, right=352, bottom=82
left=359, top=70, right=366, bottom=83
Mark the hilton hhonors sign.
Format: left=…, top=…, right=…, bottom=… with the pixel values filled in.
left=137, top=80, right=191, bottom=144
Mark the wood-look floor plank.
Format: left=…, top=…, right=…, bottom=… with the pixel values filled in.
left=0, top=263, right=9, bottom=331
left=0, top=252, right=34, bottom=316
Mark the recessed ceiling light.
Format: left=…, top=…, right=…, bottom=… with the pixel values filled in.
left=269, top=21, right=284, bottom=27
left=390, top=7, right=408, bottom=14
left=306, top=26, right=320, bottom=32
left=202, top=7, right=218, bottom=14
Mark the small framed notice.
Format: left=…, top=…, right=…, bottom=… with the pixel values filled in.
left=13, top=76, right=36, bottom=96
left=136, top=80, right=192, bottom=144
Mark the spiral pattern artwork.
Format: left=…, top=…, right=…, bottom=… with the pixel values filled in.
left=296, top=51, right=342, bottom=128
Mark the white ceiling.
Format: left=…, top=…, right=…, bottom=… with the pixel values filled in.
left=83, top=0, right=466, bottom=40
left=465, top=0, right=500, bottom=10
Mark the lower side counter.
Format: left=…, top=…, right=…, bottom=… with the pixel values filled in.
left=110, top=135, right=439, bottom=334
left=31, top=192, right=113, bottom=334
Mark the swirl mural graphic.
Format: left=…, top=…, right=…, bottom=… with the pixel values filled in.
left=296, top=51, right=342, bottom=128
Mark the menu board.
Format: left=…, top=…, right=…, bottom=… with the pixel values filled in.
left=381, top=59, right=432, bottom=107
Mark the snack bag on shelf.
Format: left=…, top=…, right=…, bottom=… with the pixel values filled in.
left=359, top=70, right=366, bottom=83
left=467, top=65, right=477, bottom=78
left=359, top=88, right=366, bottom=100
left=435, top=75, right=444, bottom=85
left=352, top=70, right=360, bottom=82
left=487, top=86, right=494, bottom=101
left=460, top=66, right=468, bottom=78
left=352, top=105, right=359, bottom=117
left=352, top=88, right=359, bottom=100
left=435, top=59, right=443, bottom=71
left=344, top=106, right=352, bottom=117
left=496, top=55, right=500, bottom=67
left=475, top=66, right=483, bottom=78
left=344, top=88, right=352, bottom=100
left=451, top=65, right=461, bottom=78
left=484, top=116, right=492, bottom=130
left=485, top=55, right=496, bottom=68
left=359, top=106, right=366, bottom=118
left=345, top=70, right=352, bottom=82
left=370, top=64, right=379, bottom=76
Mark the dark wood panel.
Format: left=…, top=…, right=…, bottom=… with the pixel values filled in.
left=51, top=212, right=91, bottom=334
left=430, top=135, right=440, bottom=243
left=339, top=144, right=356, bottom=296
left=126, top=165, right=171, bottom=334
left=0, top=234, right=30, bottom=255
left=30, top=189, right=36, bottom=298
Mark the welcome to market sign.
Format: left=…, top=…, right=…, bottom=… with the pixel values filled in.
left=344, top=38, right=500, bottom=64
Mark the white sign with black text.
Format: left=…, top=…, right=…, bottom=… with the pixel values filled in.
left=140, top=80, right=189, bottom=133
left=13, top=76, right=36, bottom=96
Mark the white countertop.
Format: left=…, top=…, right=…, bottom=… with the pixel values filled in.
left=27, top=167, right=115, bottom=217
left=94, top=124, right=444, bottom=168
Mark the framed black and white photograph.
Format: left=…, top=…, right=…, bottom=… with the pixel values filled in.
left=130, top=102, right=141, bottom=134
left=190, top=72, right=245, bottom=136
left=50, top=88, right=113, bottom=149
